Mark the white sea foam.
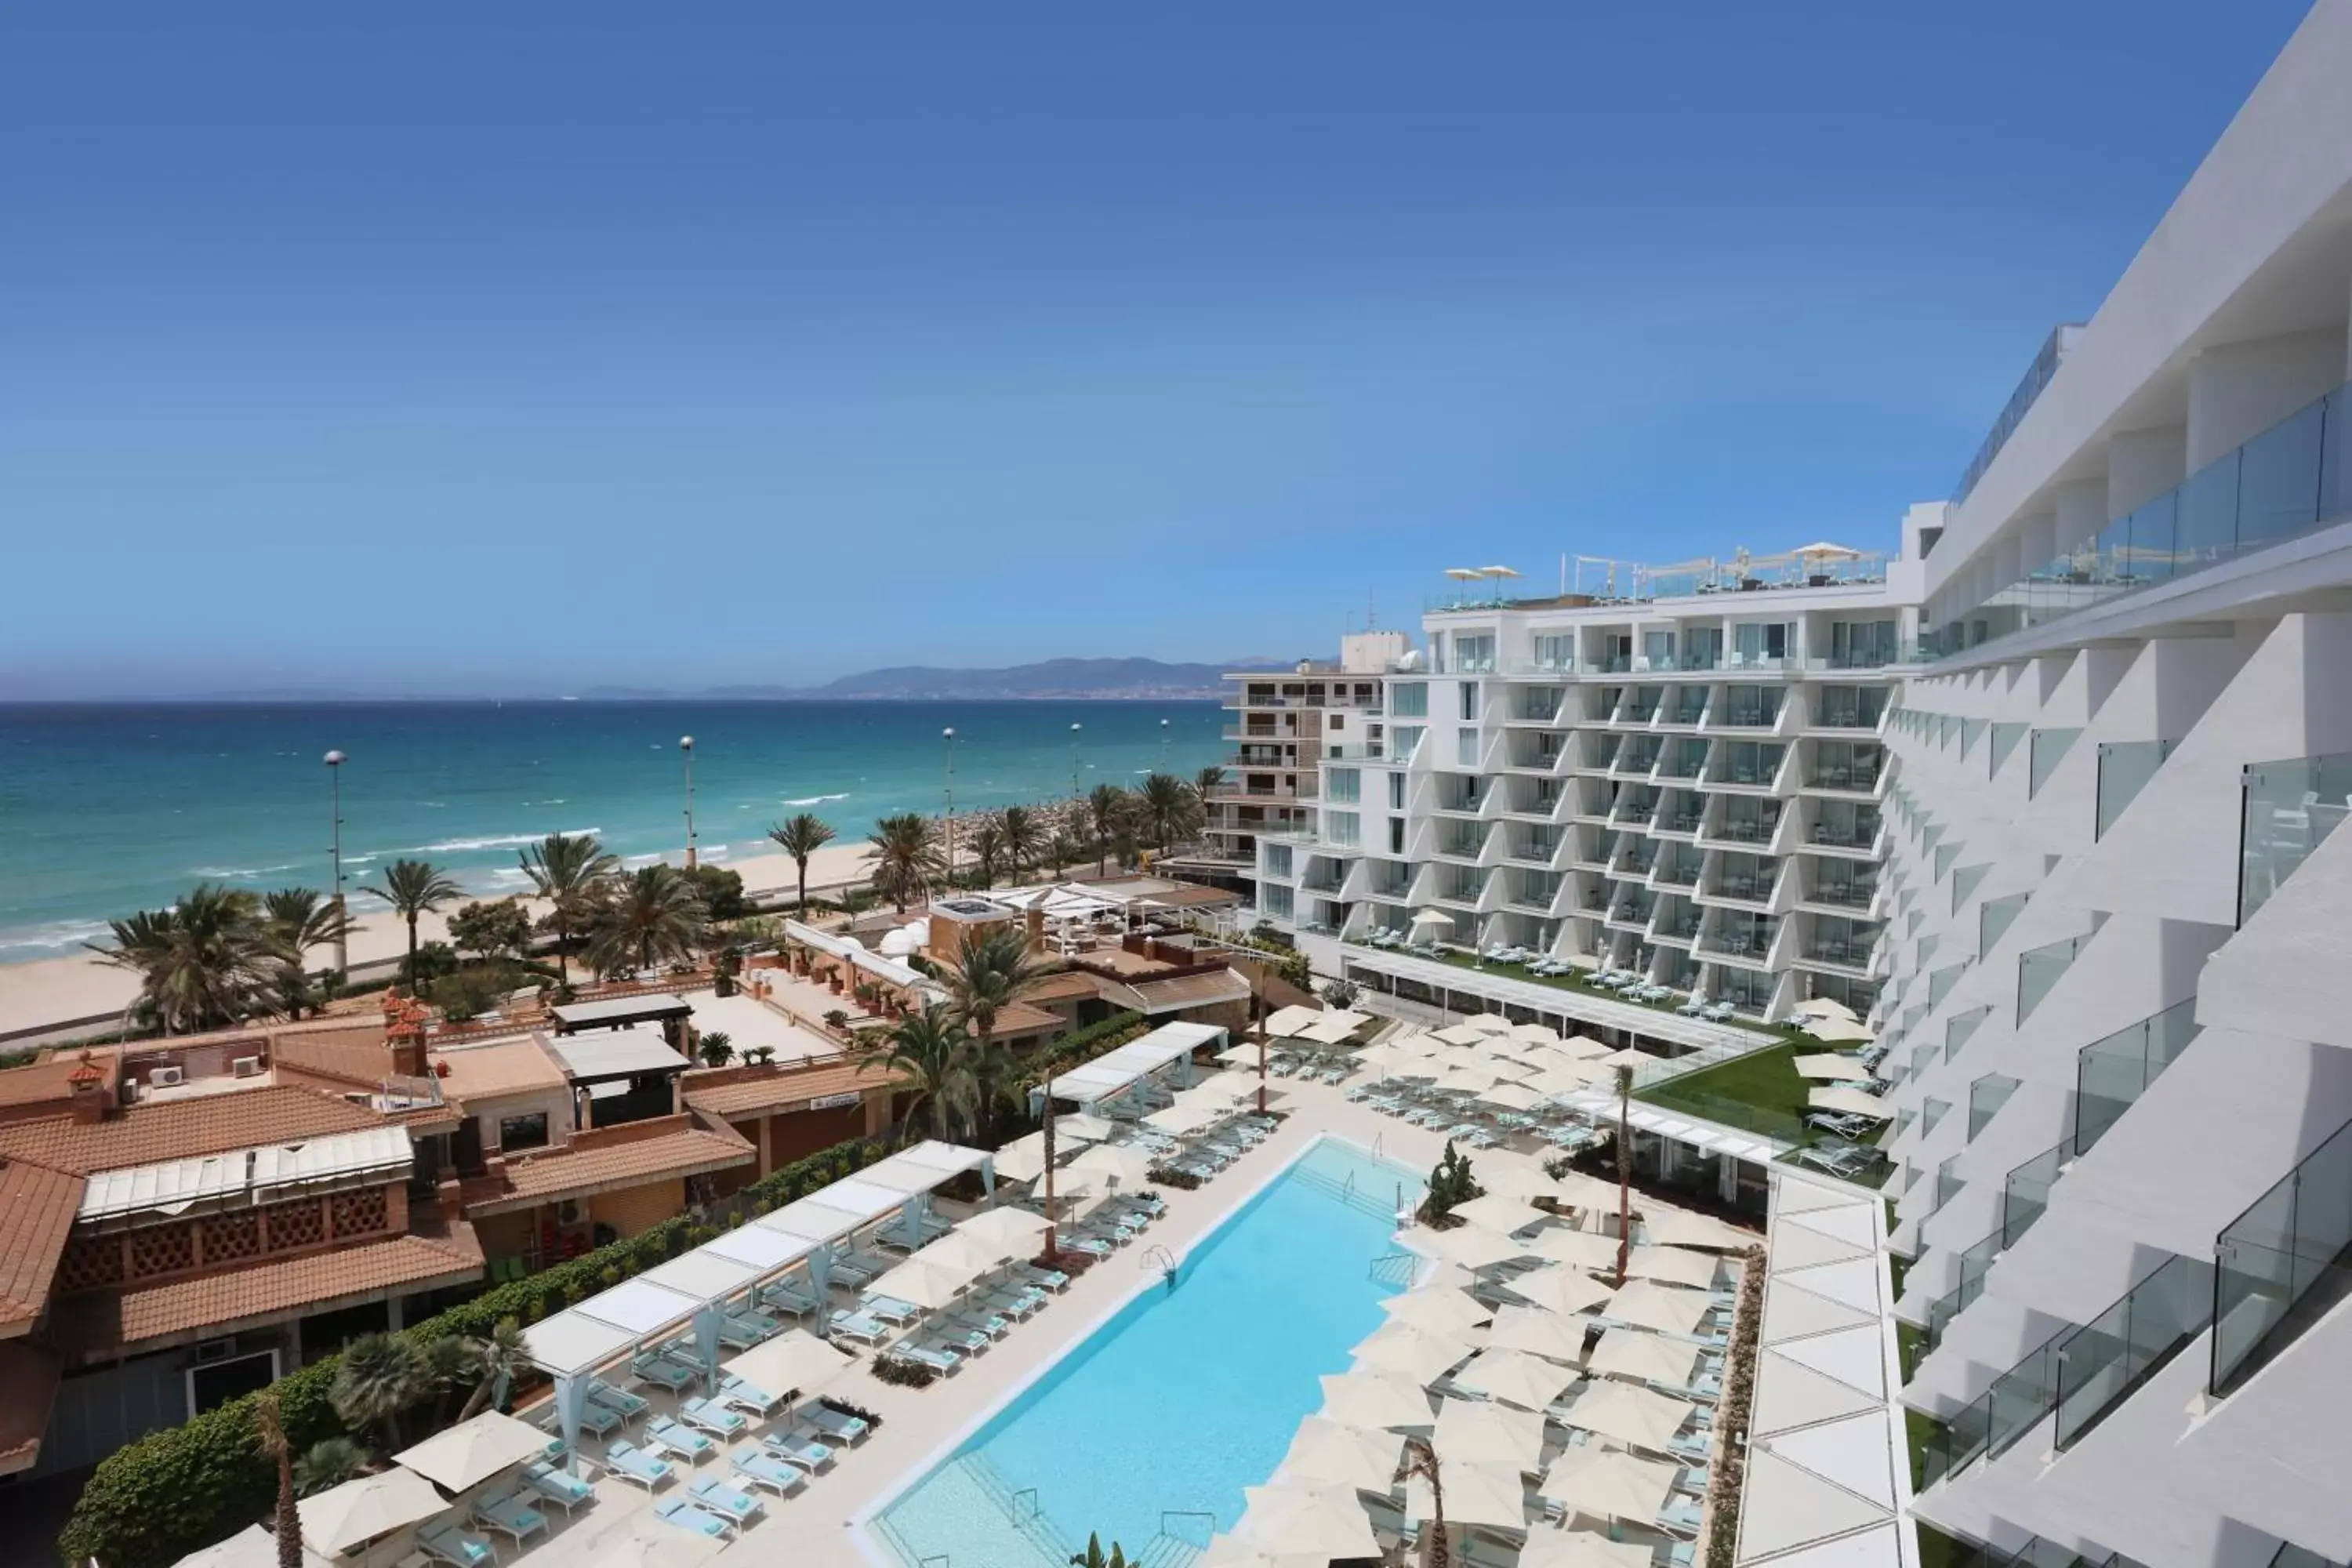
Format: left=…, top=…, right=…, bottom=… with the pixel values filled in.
left=188, top=862, right=298, bottom=881
left=403, top=827, right=603, bottom=855
left=780, top=792, right=851, bottom=807
left=0, top=919, right=115, bottom=955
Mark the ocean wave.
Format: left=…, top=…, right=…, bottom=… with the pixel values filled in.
left=780, top=792, right=851, bottom=807
left=485, top=868, right=535, bottom=887
left=0, top=918, right=115, bottom=956
left=699, top=844, right=730, bottom=861
left=188, top=862, right=299, bottom=881
left=402, top=827, right=603, bottom=855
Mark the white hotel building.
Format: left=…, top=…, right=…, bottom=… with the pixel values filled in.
left=1243, top=8, right=2352, bottom=1564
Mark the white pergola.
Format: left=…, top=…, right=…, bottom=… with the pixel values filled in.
left=520, top=1138, right=996, bottom=1469
left=1036, top=1020, right=1226, bottom=1109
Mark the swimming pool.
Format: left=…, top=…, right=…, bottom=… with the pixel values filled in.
left=871, top=1138, right=1424, bottom=1566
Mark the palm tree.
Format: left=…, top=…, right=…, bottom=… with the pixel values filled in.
left=1000, top=804, right=1043, bottom=883
left=967, top=816, right=1008, bottom=890
left=88, top=884, right=271, bottom=1035
left=330, top=1332, right=424, bottom=1453
left=517, top=832, right=618, bottom=982
left=293, top=1438, right=371, bottom=1497
left=362, top=859, right=464, bottom=989
left=254, top=1389, right=303, bottom=1568
left=1087, top=783, right=1124, bottom=876
left=263, top=887, right=352, bottom=971
left=868, top=813, right=944, bottom=913
left=1138, top=773, right=1196, bottom=850
left=941, top=927, right=1051, bottom=1236
left=766, top=814, right=837, bottom=914
left=585, top=863, right=708, bottom=976
left=1614, top=1062, right=1635, bottom=1288
left=1193, top=764, right=1226, bottom=804
left=864, top=1002, right=975, bottom=1138
left=1396, top=1436, right=1450, bottom=1568
left=458, top=1319, right=528, bottom=1421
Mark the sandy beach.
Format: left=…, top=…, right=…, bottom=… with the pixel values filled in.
left=0, top=842, right=879, bottom=1040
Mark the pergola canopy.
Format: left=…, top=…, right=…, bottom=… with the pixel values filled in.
left=1041, top=1021, right=1225, bottom=1104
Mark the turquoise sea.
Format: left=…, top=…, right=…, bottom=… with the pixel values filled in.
left=0, top=700, right=1226, bottom=964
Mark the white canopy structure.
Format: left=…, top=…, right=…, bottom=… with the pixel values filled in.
left=1319, top=1369, right=1437, bottom=1429
left=1587, top=1329, right=1703, bottom=1389
left=1808, top=1086, right=1893, bottom=1118
left=1559, top=1381, right=1697, bottom=1453
left=296, top=1468, right=448, bottom=1557
left=1406, top=1459, right=1528, bottom=1529
left=1432, top=1397, right=1546, bottom=1470
left=1603, top=1279, right=1715, bottom=1336
left=1793, top=1054, right=1875, bottom=1082
left=784, top=918, right=932, bottom=993
left=1450, top=1346, right=1582, bottom=1412
left=1039, top=1020, right=1225, bottom=1105
left=521, top=1138, right=999, bottom=1469
left=393, top=1410, right=550, bottom=1493
left=1538, top=1448, right=1680, bottom=1526
left=1278, top=1416, right=1403, bottom=1490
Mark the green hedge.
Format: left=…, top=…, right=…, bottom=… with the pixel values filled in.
left=56, top=1130, right=904, bottom=1568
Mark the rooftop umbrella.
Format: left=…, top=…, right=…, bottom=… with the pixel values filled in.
left=1319, top=1370, right=1437, bottom=1430
left=1537, top=1448, right=1681, bottom=1526
left=1408, top=908, right=1454, bottom=934
left=1422, top=1223, right=1530, bottom=1272
left=1516, top=1533, right=1655, bottom=1568
left=1066, top=1142, right=1156, bottom=1189
left=1793, top=540, right=1864, bottom=561
left=1502, top=1264, right=1613, bottom=1318
left=1355, top=1323, right=1479, bottom=1385
left=1279, top=1415, right=1405, bottom=1491
left=1529, top=1229, right=1621, bottom=1271
left=1602, top=1279, right=1713, bottom=1336
left=1485, top=1304, right=1590, bottom=1366
left=1808, top=1085, right=1892, bottom=1119
left=990, top=1131, right=1051, bottom=1182
left=1805, top=1014, right=1877, bottom=1044
left=1586, top=1329, right=1702, bottom=1390
left=1450, top=1193, right=1551, bottom=1236
left=1379, top=1287, right=1494, bottom=1335
left=394, top=1410, right=561, bottom=1494
left=1791, top=996, right=1859, bottom=1022
left=1405, top=1458, right=1530, bottom=1530
left=866, top=1255, right=978, bottom=1312
left=1621, top=1245, right=1722, bottom=1290
left=1264, top=1004, right=1323, bottom=1038
left=1467, top=1152, right=1558, bottom=1200
left=1465, top=1014, right=1515, bottom=1036
left=1055, top=1112, right=1116, bottom=1143
left=1793, top=1054, right=1875, bottom=1082
left=1237, top=1483, right=1383, bottom=1557
left=1449, top=1347, right=1582, bottom=1412
left=1432, top=1397, right=1546, bottom=1471
left=1477, top=1081, right=1545, bottom=1112
left=1646, top=1210, right=1755, bottom=1251
left=1556, top=1381, right=1697, bottom=1454
left=955, top=1205, right=1051, bottom=1254
left=296, top=1468, right=448, bottom=1557
left=722, top=1327, right=855, bottom=1403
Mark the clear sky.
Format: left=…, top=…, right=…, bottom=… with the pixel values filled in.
left=0, top=2, right=2314, bottom=698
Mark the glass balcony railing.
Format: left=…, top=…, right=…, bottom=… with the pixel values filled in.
left=2054, top=1253, right=2212, bottom=1451
left=2074, top=998, right=2201, bottom=1157
left=2002, top=1138, right=2067, bottom=1247
left=1947, top=1005, right=1991, bottom=1061
left=1969, top=1073, right=2020, bottom=1141
left=1988, top=721, right=2029, bottom=778
left=2028, top=727, right=2081, bottom=798
left=2212, top=1111, right=2352, bottom=1396
left=1922, top=1224, right=2003, bottom=1356
left=1930, top=376, right=2352, bottom=658
left=2238, top=751, right=2352, bottom=927
left=1980, top=891, right=2028, bottom=955
left=2094, top=739, right=2178, bottom=840
left=2016, top=932, right=2091, bottom=1024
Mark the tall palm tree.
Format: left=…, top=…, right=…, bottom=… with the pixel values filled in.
left=457, top=1319, right=528, bottom=1421
left=1087, top=783, right=1124, bottom=876
left=864, top=1002, right=975, bottom=1138
left=1396, top=1436, right=1450, bottom=1568
left=868, top=813, right=944, bottom=913
left=967, top=816, right=1008, bottom=890
left=1138, top=773, right=1195, bottom=850
left=517, top=832, right=618, bottom=982
left=1000, top=804, right=1044, bottom=884
left=263, top=887, right=352, bottom=971
left=766, top=813, right=837, bottom=914
left=585, top=863, right=708, bottom=976
left=942, top=927, right=1051, bottom=1239
left=293, top=1439, right=371, bottom=1497
left=330, top=1332, right=424, bottom=1453
left=362, top=858, right=464, bottom=989
left=1193, top=764, right=1226, bottom=804
left=88, top=884, right=271, bottom=1035
left=1614, top=1062, right=1635, bottom=1288
left=254, top=1389, right=303, bottom=1568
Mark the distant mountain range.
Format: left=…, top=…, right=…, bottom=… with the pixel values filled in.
left=575, top=657, right=1297, bottom=702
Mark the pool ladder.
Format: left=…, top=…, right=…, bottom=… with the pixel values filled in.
left=1142, top=1243, right=1178, bottom=1287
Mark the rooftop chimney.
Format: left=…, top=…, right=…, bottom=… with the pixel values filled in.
left=67, top=1051, right=110, bottom=1125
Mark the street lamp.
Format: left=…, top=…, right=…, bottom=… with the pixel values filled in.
left=680, top=736, right=697, bottom=869
left=1069, top=721, right=1083, bottom=804
left=323, top=750, right=348, bottom=975
left=942, top=727, right=958, bottom=883
left=1159, top=716, right=1171, bottom=771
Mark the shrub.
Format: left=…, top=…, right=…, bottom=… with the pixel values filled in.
left=822, top=1008, right=850, bottom=1031
left=871, top=1355, right=937, bottom=1388
left=1317, top=977, right=1360, bottom=1009
left=1146, top=1164, right=1202, bottom=1191
left=58, top=1126, right=909, bottom=1568
left=697, top=1030, right=734, bottom=1067
left=818, top=1395, right=883, bottom=1430
left=1417, top=1140, right=1483, bottom=1228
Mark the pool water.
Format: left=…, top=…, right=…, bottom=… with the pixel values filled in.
left=873, top=1138, right=1424, bottom=1566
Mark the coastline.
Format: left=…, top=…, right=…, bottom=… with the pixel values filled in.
left=0, top=841, right=880, bottom=1040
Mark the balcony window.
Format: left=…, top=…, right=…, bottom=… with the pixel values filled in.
left=1390, top=682, right=1428, bottom=718
left=1722, top=741, right=1784, bottom=786
left=1715, top=799, right=1780, bottom=845
left=1828, top=620, right=1900, bottom=668
left=1811, top=801, right=1879, bottom=849
left=1642, top=630, right=1676, bottom=669
left=1809, top=739, right=1882, bottom=792
left=1681, top=629, right=1724, bottom=670
left=1624, top=685, right=1664, bottom=723
left=1392, top=725, right=1425, bottom=761
left=1263, top=844, right=1293, bottom=878
left=1732, top=622, right=1791, bottom=666
left=2238, top=750, right=2352, bottom=925
left=1722, top=685, right=1783, bottom=727
left=1325, top=767, right=1361, bottom=804
left=1262, top=884, right=1294, bottom=919
left=1454, top=636, right=1497, bottom=674
left=1668, top=688, right=1709, bottom=726
left=1532, top=634, right=1575, bottom=673
left=1323, top=810, right=1361, bottom=848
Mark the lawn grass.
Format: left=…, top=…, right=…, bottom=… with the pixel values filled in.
left=1634, top=1040, right=1813, bottom=1140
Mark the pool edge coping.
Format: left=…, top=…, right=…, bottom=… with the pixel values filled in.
left=848, top=1129, right=1408, bottom=1566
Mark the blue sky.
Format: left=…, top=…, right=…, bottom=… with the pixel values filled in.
left=0, top=2, right=2314, bottom=697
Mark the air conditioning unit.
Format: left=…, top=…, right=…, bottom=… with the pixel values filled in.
left=230, top=1056, right=263, bottom=1078
left=148, top=1065, right=185, bottom=1087
left=557, top=1200, right=586, bottom=1227
left=192, top=1338, right=238, bottom=1365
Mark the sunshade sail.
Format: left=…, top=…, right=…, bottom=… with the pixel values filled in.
left=1422, top=1223, right=1532, bottom=1272
left=1502, top=1264, right=1613, bottom=1317
left=1804, top=1015, right=1876, bottom=1044
left=1450, top=1194, right=1551, bottom=1236
left=1379, top=1287, right=1493, bottom=1335
left=1530, top=1229, right=1621, bottom=1270
left=1236, top=1483, right=1383, bottom=1557
left=1645, top=1210, right=1756, bottom=1251
left=1791, top=996, right=1859, bottom=1021
left=1808, top=1086, right=1892, bottom=1119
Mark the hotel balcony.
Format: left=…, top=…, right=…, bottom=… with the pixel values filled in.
left=1656, top=687, right=1712, bottom=729
left=1650, top=791, right=1707, bottom=839
left=1611, top=686, right=1667, bottom=728
left=1610, top=741, right=1664, bottom=782
left=1803, top=803, right=1886, bottom=859
left=1708, top=740, right=1792, bottom=796
left=1207, top=780, right=1320, bottom=804
left=1650, top=737, right=1712, bottom=785
left=1801, top=685, right=1893, bottom=735
left=1702, top=686, right=1791, bottom=736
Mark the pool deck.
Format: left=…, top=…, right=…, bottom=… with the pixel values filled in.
left=490, top=1080, right=1461, bottom=1568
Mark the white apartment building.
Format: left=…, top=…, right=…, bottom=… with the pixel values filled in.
left=1872, top=9, right=2352, bottom=1566
left=1250, top=551, right=1922, bottom=1026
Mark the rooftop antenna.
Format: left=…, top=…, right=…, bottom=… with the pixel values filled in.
left=1367, top=586, right=1377, bottom=630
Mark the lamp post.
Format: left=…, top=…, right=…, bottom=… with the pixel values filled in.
left=323, top=750, right=348, bottom=975
left=680, top=736, right=697, bottom=869
left=1069, top=722, right=1083, bottom=804
left=1159, top=717, right=1171, bottom=772
left=942, top=727, right=958, bottom=884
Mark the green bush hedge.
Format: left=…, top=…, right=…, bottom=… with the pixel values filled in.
left=57, top=1129, right=903, bottom=1568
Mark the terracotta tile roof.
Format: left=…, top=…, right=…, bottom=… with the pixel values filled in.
left=0, top=1085, right=390, bottom=1176
left=58, top=1223, right=485, bottom=1352
left=991, top=1000, right=1063, bottom=1036
left=683, top=1059, right=901, bottom=1120
left=0, top=1050, right=119, bottom=1114
left=1020, top=971, right=1101, bottom=1004
left=269, top=1027, right=398, bottom=1090
left=430, top=1037, right=568, bottom=1103
left=461, top=1120, right=753, bottom=1215
left=0, top=1342, right=60, bottom=1474
left=0, top=1158, right=82, bottom=1334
